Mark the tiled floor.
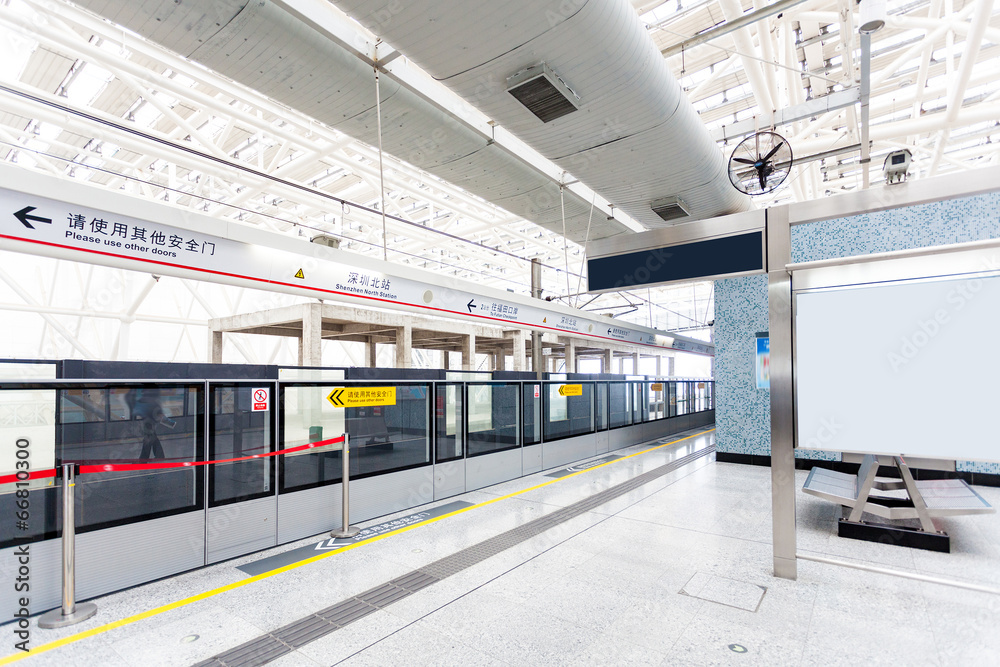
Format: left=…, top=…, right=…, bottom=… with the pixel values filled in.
left=8, top=429, right=1000, bottom=666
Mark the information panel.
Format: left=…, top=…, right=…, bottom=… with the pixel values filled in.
left=795, top=274, right=1000, bottom=462
left=587, top=231, right=765, bottom=292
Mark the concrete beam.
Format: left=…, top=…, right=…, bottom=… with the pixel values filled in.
left=367, top=335, right=377, bottom=368
left=560, top=337, right=577, bottom=373
left=301, top=302, right=323, bottom=366
left=395, top=325, right=412, bottom=368
left=210, top=329, right=224, bottom=364
left=462, top=334, right=476, bottom=371
left=506, top=329, right=527, bottom=372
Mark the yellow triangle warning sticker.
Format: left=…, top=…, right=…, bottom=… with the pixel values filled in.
left=294, top=269, right=305, bottom=279
left=543, top=317, right=547, bottom=323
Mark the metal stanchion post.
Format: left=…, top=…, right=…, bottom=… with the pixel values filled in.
left=39, top=464, right=98, bottom=629
left=330, top=433, right=359, bottom=538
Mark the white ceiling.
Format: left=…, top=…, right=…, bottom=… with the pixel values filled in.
left=2, top=0, right=994, bottom=365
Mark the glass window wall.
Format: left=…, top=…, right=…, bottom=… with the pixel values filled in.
left=648, top=383, right=665, bottom=421
left=633, top=381, right=646, bottom=423
left=435, top=383, right=463, bottom=462
left=209, top=384, right=272, bottom=507
left=280, top=383, right=431, bottom=493
left=609, top=382, right=631, bottom=429
left=467, top=383, right=519, bottom=456
left=595, top=383, right=608, bottom=431
left=523, top=383, right=541, bottom=445
left=543, top=382, right=594, bottom=440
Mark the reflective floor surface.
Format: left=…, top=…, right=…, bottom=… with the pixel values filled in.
left=6, top=428, right=999, bottom=666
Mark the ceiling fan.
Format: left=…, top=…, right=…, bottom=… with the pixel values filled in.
left=728, top=131, right=793, bottom=196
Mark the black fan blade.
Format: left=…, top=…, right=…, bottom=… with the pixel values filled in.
left=758, top=170, right=767, bottom=192
left=762, top=141, right=784, bottom=162
left=733, top=157, right=757, bottom=165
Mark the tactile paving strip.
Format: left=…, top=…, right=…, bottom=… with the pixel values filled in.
left=194, top=439, right=715, bottom=666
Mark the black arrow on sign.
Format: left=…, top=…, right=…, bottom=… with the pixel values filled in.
left=14, top=206, right=51, bottom=230
left=467, top=299, right=476, bottom=313
left=329, top=388, right=345, bottom=407
left=608, top=328, right=613, bottom=335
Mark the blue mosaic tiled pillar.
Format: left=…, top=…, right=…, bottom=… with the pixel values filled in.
left=714, top=190, right=1000, bottom=474
left=714, top=275, right=770, bottom=456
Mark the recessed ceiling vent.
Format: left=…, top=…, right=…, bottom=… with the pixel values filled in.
left=650, top=196, right=691, bottom=223
left=507, top=63, right=580, bottom=123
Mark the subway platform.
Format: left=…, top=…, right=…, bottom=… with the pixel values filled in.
left=5, top=426, right=999, bottom=666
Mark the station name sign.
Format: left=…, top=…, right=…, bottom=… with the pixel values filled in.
left=0, top=180, right=712, bottom=356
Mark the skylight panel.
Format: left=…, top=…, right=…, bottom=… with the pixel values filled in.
left=0, top=24, right=35, bottom=82
left=132, top=103, right=161, bottom=128
left=65, top=62, right=114, bottom=106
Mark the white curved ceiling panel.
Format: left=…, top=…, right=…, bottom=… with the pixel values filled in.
left=331, top=0, right=751, bottom=226
left=333, top=0, right=584, bottom=81
left=73, top=0, right=627, bottom=242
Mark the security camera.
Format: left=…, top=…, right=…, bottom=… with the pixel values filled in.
left=883, top=149, right=912, bottom=185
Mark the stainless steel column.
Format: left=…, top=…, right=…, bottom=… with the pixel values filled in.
left=767, top=206, right=797, bottom=580
left=39, top=465, right=98, bottom=628
left=331, top=433, right=360, bottom=538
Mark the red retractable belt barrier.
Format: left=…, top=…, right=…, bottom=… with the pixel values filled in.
left=79, top=435, right=345, bottom=474
left=0, top=468, right=58, bottom=485
left=0, top=436, right=345, bottom=481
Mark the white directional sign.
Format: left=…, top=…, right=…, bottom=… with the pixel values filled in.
left=0, top=167, right=713, bottom=356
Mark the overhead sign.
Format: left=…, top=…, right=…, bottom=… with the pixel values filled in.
left=252, top=388, right=269, bottom=412
left=557, top=384, right=583, bottom=397
left=650, top=383, right=663, bottom=392
left=326, top=386, right=396, bottom=408
left=0, top=169, right=713, bottom=356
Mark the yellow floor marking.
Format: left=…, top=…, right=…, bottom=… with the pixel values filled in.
left=7, top=428, right=714, bottom=664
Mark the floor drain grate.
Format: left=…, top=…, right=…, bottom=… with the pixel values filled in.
left=195, top=435, right=715, bottom=666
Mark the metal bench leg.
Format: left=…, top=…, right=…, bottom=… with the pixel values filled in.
left=895, top=456, right=936, bottom=533
left=847, top=456, right=881, bottom=523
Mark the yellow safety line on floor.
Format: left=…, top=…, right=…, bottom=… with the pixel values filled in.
left=5, top=427, right=715, bottom=664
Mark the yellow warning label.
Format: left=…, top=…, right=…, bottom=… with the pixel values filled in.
left=650, top=383, right=663, bottom=392
left=294, top=268, right=305, bottom=279
left=327, top=386, right=396, bottom=408
left=557, top=384, right=583, bottom=397
left=543, top=317, right=547, bottom=323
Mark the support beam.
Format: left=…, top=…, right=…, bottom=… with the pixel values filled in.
left=395, top=325, right=412, bottom=368
left=367, top=335, right=378, bottom=367
left=662, top=0, right=810, bottom=58
left=718, top=0, right=775, bottom=113
left=507, top=330, right=527, bottom=372
left=301, top=302, right=322, bottom=366
left=211, top=330, right=224, bottom=364
left=710, top=89, right=860, bottom=142
left=602, top=349, right=613, bottom=373
left=561, top=337, right=577, bottom=373
left=462, top=334, right=476, bottom=371
left=630, top=352, right=639, bottom=375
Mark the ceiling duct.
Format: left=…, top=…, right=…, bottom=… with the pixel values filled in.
left=332, top=0, right=752, bottom=228
left=507, top=63, right=580, bottom=123
left=68, top=0, right=626, bottom=243
left=650, top=196, right=690, bottom=223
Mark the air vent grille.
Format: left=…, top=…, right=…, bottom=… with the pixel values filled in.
left=507, top=64, right=580, bottom=123
left=651, top=197, right=690, bottom=223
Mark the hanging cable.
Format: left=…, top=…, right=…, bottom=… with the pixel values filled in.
left=560, top=184, right=571, bottom=300
left=374, top=61, right=388, bottom=261
left=573, top=191, right=597, bottom=307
